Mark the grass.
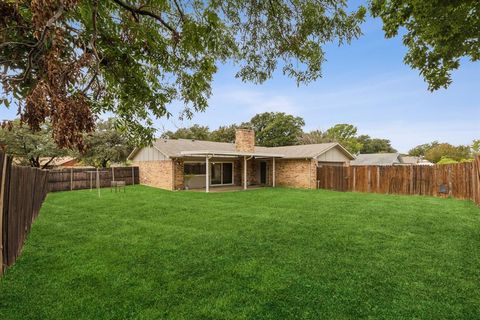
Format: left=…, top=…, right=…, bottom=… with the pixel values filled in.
left=1, top=186, right=480, bottom=319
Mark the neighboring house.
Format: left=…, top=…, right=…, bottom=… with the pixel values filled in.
left=12, top=156, right=78, bottom=168
left=128, top=129, right=354, bottom=191
left=351, top=153, right=434, bottom=166
left=399, top=155, right=434, bottom=166
left=40, top=156, right=78, bottom=169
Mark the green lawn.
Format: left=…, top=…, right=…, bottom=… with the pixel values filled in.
left=1, top=186, right=480, bottom=319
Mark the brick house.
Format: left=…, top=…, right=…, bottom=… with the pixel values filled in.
left=128, top=129, right=354, bottom=191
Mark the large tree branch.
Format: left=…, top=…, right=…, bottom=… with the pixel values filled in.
left=112, top=0, right=179, bottom=38
left=41, top=156, right=56, bottom=169
left=0, top=41, right=36, bottom=49
left=172, top=0, right=185, bottom=22
left=83, top=0, right=101, bottom=93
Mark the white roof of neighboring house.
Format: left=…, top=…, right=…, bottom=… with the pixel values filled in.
left=129, top=139, right=355, bottom=160
left=351, top=153, right=402, bottom=166
left=351, top=153, right=435, bottom=166
left=400, top=155, right=434, bottom=166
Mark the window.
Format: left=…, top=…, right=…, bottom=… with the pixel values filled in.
left=184, top=163, right=206, bottom=175
left=211, top=162, right=233, bottom=185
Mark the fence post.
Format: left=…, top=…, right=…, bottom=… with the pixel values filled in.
left=474, top=156, right=480, bottom=206
left=352, top=167, right=356, bottom=192
left=409, top=165, right=414, bottom=194
left=70, top=168, right=73, bottom=191
left=96, top=168, right=100, bottom=197
left=376, top=167, right=380, bottom=192
left=112, top=167, right=115, bottom=182
left=0, top=153, right=8, bottom=275
left=367, top=166, right=371, bottom=193
left=448, top=165, right=453, bottom=197
left=132, top=166, right=135, bottom=186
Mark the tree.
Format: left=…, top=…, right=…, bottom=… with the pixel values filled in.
left=408, top=142, right=439, bottom=157
left=210, top=125, right=238, bottom=143
left=299, top=130, right=331, bottom=145
left=472, top=140, right=480, bottom=155
left=246, top=112, right=305, bottom=147
left=357, top=135, right=397, bottom=154
left=161, top=125, right=211, bottom=140
left=0, top=1, right=366, bottom=149
left=79, top=119, right=133, bottom=168
left=370, top=0, right=480, bottom=91
left=424, top=143, right=471, bottom=163
left=436, top=157, right=459, bottom=165
left=0, top=120, right=67, bottom=168
left=324, top=124, right=363, bottom=154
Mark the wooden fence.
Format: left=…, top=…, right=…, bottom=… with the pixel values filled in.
left=0, top=151, right=49, bottom=275
left=48, top=167, right=139, bottom=192
left=317, top=156, right=480, bottom=205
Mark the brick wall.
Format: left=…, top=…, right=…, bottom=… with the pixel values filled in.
left=235, top=129, right=255, bottom=152
left=135, top=158, right=318, bottom=190
left=134, top=160, right=173, bottom=190
left=275, top=159, right=317, bottom=189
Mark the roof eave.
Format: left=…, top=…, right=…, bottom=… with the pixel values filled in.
left=180, top=150, right=284, bottom=158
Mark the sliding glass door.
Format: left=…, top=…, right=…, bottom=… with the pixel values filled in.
left=210, top=162, right=233, bottom=185
left=211, top=163, right=222, bottom=185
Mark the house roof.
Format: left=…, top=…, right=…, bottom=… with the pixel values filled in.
left=399, top=155, right=434, bottom=166
left=39, top=156, right=77, bottom=167
left=129, top=139, right=355, bottom=160
left=399, top=156, right=419, bottom=164
left=267, top=143, right=354, bottom=159
left=350, top=153, right=402, bottom=166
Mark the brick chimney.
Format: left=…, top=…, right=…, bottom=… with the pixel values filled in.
left=235, top=128, right=255, bottom=153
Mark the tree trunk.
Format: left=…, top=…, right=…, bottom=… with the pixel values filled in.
left=30, top=157, right=40, bottom=168
left=101, top=158, right=109, bottom=168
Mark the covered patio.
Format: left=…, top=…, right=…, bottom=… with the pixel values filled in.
left=180, top=150, right=284, bottom=192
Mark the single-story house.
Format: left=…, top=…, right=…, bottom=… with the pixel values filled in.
left=128, top=129, right=354, bottom=191
left=351, top=153, right=434, bottom=166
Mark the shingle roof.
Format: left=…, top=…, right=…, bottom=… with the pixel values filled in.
left=39, top=156, right=76, bottom=167
left=399, top=155, right=434, bottom=166
left=350, top=153, right=401, bottom=166
left=145, top=139, right=354, bottom=160
left=267, top=143, right=344, bottom=158
left=399, top=156, right=419, bottom=164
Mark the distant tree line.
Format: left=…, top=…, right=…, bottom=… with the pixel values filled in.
left=163, top=112, right=479, bottom=163
left=162, top=112, right=397, bottom=154
left=1, top=112, right=477, bottom=168
left=408, top=141, right=479, bottom=164
left=0, top=119, right=133, bottom=168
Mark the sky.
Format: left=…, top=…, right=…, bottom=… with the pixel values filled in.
left=1, top=5, right=479, bottom=153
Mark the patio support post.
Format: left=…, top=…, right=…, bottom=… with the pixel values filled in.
left=273, top=157, right=276, bottom=187
left=206, top=156, right=210, bottom=193
left=243, top=156, right=247, bottom=190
